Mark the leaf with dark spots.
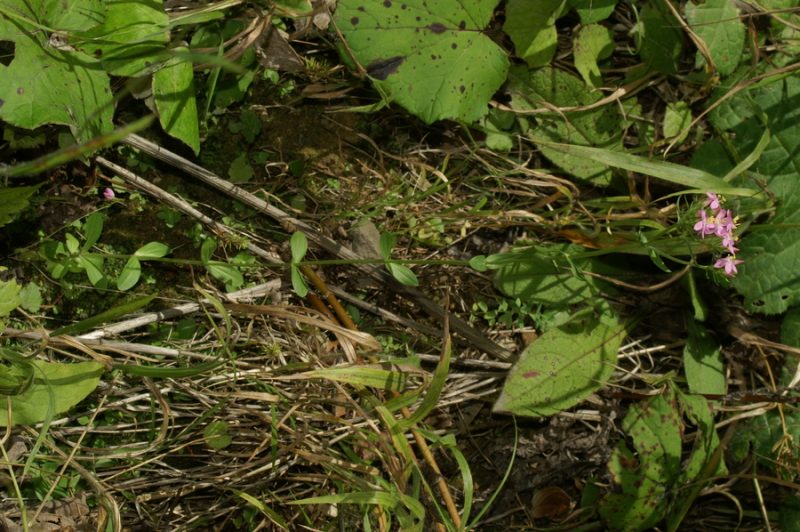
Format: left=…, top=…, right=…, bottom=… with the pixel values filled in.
left=350, top=16, right=360, bottom=26
left=366, top=56, right=405, bottom=80
left=522, top=371, right=540, bottom=378
left=427, top=22, right=446, bottom=33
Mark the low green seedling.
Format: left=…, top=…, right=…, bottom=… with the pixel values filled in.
left=379, top=232, right=419, bottom=287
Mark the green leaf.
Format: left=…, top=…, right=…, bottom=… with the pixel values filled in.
left=573, top=23, right=614, bottom=87
left=82, top=212, right=104, bottom=250
left=117, top=256, right=142, bottom=291
left=634, top=1, right=683, bottom=74
left=203, top=420, right=232, bottom=450
left=200, top=238, right=216, bottom=265
left=0, top=279, right=21, bottom=317
left=504, top=0, right=563, bottom=68
left=663, top=101, right=692, bottom=143
left=469, top=255, right=488, bottom=272
left=290, top=264, right=309, bottom=297
left=70, top=0, right=169, bottom=77
left=543, top=143, right=757, bottom=196
left=77, top=253, right=105, bottom=286
left=52, top=294, right=156, bottom=336
left=65, top=233, right=80, bottom=255
left=600, top=389, right=682, bottom=531
left=134, top=241, right=169, bottom=259
left=18, top=282, right=42, bottom=313
left=303, top=366, right=408, bottom=391
left=206, top=262, right=243, bottom=291
left=493, top=303, right=625, bottom=417
left=0, top=359, right=103, bottom=427
left=290, top=231, right=308, bottom=263
left=227, top=153, right=254, bottom=183
left=492, top=244, right=616, bottom=306
left=509, top=66, right=623, bottom=185
left=335, top=0, right=510, bottom=123
left=387, top=263, right=419, bottom=287
left=0, top=2, right=114, bottom=142
left=716, top=75, right=800, bottom=313
left=0, top=185, right=41, bottom=227
left=683, top=320, right=726, bottom=395
left=685, top=0, right=745, bottom=77
left=569, top=0, right=617, bottom=23
left=153, top=50, right=200, bottom=155
left=379, top=232, right=396, bottom=261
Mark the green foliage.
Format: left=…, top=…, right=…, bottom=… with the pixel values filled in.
left=335, top=0, right=509, bottom=123
left=493, top=302, right=624, bottom=417
left=573, top=24, right=615, bottom=87
left=0, top=353, right=103, bottom=427
left=117, top=241, right=170, bottom=291
left=0, top=278, right=21, bottom=318
left=153, top=50, right=200, bottom=154
left=204, top=420, right=233, bottom=450
left=508, top=66, right=623, bottom=185
left=685, top=0, right=745, bottom=76
left=200, top=238, right=245, bottom=292
left=570, top=0, right=617, bottom=23
left=379, top=233, right=419, bottom=287
left=634, top=1, right=683, bottom=74
left=504, top=0, right=563, bottom=68
left=0, top=184, right=41, bottom=227
left=683, top=320, right=726, bottom=395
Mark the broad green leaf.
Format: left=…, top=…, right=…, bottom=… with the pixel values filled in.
left=200, top=238, right=216, bottom=264
left=387, top=263, right=419, bottom=287
left=335, top=0, right=509, bottom=123
left=685, top=0, right=745, bottom=76
left=0, top=359, right=103, bottom=427
left=504, top=0, right=563, bottom=68
left=0, top=185, right=41, bottom=227
left=65, top=233, right=80, bottom=255
left=203, top=420, right=232, bottom=450
left=634, top=1, right=683, bottom=74
left=52, top=294, right=156, bottom=336
left=134, top=241, right=169, bottom=259
left=206, top=262, right=243, bottom=291
left=543, top=142, right=757, bottom=196
left=18, top=282, right=42, bottom=313
left=781, top=306, right=800, bottom=347
left=683, top=320, right=726, bottom=395
left=493, top=303, right=625, bottom=417
left=70, top=0, right=169, bottom=77
left=493, top=244, right=616, bottom=306
left=379, top=232, right=396, bottom=261
left=82, top=212, right=104, bottom=250
left=228, top=153, right=254, bottom=183
left=290, top=265, right=309, bottom=297
left=0, top=279, right=21, bottom=317
left=728, top=402, right=800, bottom=472
left=663, top=101, right=692, bottom=143
left=509, top=66, right=623, bottom=185
left=303, top=366, right=408, bottom=391
left=0, top=4, right=113, bottom=142
left=569, top=0, right=617, bottom=23
left=710, top=75, right=800, bottom=313
left=290, top=231, right=308, bottom=263
left=117, top=256, right=142, bottom=291
left=600, top=389, right=682, bottom=530
left=77, top=253, right=105, bottom=286
left=153, top=50, right=200, bottom=155
left=574, top=23, right=614, bottom=87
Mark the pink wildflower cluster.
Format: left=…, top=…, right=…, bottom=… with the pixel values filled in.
left=694, top=192, right=742, bottom=276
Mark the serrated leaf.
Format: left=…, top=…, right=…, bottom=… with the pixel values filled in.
left=504, top=0, right=563, bottom=68
left=153, top=50, right=200, bottom=155
left=493, top=303, right=625, bottom=417
left=134, top=241, right=169, bottom=259
left=508, top=66, right=623, bottom=185
left=0, top=279, right=21, bottom=317
left=0, top=185, right=41, bottom=227
left=573, top=23, right=614, bottom=87
left=599, top=389, right=682, bottom=530
left=570, top=0, right=617, bottom=23
left=0, top=358, right=103, bottom=427
left=70, top=0, right=169, bottom=77
left=0, top=1, right=113, bottom=142
left=634, top=1, right=683, bottom=74
left=117, top=256, right=141, bottom=291
left=335, top=0, right=509, bottom=123
left=18, top=282, right=42, bottom=313
left=683, top=320, right=726, bottom=395
left=685, top=0, right=745, bottom=76
left=228, top=153, right=254, bottom=183
left=290, top=232, right=308, bottom=263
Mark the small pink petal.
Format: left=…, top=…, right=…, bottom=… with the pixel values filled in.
left=103, top=188, right=115, bottom=200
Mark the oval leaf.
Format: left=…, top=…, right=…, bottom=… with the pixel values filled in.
left=135, top=241, right=169, bottom=259
left=117, top=256, right=142, bottom=291
left=290, top=231, right=308, bottom=263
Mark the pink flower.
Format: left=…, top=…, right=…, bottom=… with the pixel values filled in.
left=694, top=209, right=716, bottom=237
left=705, top=192, right=721, bottom=211
left=103, top=188, right=115, bottom=200
left=714, top=209, right=736, bottom=238
left=714, top=255, right=743, bottom=277
left=722, top=234, right=738, bottom=254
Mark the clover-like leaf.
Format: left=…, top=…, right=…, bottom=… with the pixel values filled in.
left=335, top=0, right=509, bottom=123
